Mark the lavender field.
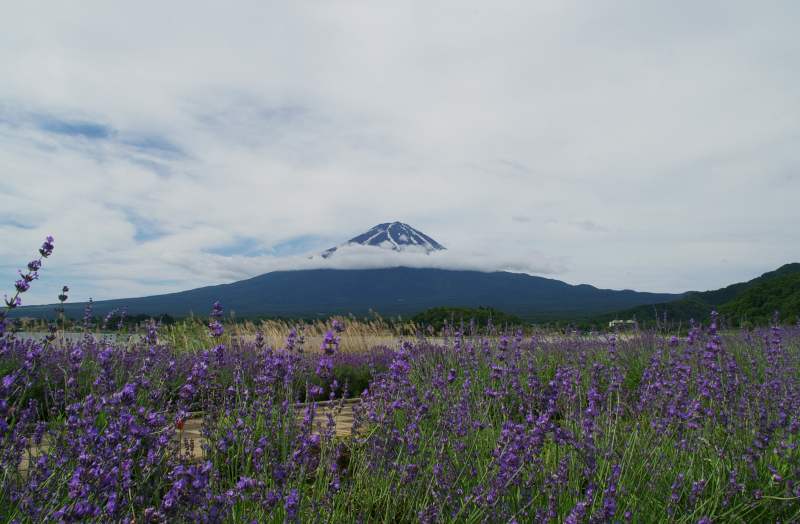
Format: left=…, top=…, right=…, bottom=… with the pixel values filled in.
left=2, top=239, right=799, bottom=523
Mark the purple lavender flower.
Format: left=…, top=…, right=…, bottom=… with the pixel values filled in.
left=82, top=298, right=94, bottom=330
left=38, top=235, right=54, bottom=257
left=284, top=488, right=300, bottom=521
left=689, top=479, right=706, bottom=506
left=120, top=382, right=137, bottom=403
left=321, top=330, right=339, bottom=356
left=598, top=464, right=622, bottom=520
left=14, top=278, right=31, bottom=294
left=102, top=308, right=119, bottom=330
left=117, top=306, right=127, bottom=330
left=209, top=301, right=224, bottom=338
left=4, top=235, right=54, bottom=308
left=145, top=318, right=159, bottom=345
left=284, top=327, right=298, bottom=352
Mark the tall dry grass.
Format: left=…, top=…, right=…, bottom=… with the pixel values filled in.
left=161, top=316, right=424, bottom=354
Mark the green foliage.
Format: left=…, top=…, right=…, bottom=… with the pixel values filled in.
left=595, top=263, right=800, bottom=327
left=591, top=297, right=714, bottom=328
left=720, top=271, right=800, bottom=325
left=303, top=364, right=375, bottom=402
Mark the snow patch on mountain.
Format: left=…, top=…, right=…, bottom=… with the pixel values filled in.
left=319, top=222, right=446, bottom=259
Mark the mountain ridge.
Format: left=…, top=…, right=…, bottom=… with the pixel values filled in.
left=11, top=267, right=680, bottom=321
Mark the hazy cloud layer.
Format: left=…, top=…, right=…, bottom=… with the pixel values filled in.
left=1, top=1, right=799, bottom=305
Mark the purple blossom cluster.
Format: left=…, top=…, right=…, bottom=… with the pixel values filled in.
left=350, top=326, right=800, bottom=522
left=3, top=236, right=54, bottom=313
left=1, top=242, right=799, bottom=522
left=1, top=319, right=798, bottom=521
left=0, top=314, right=385, bottom=522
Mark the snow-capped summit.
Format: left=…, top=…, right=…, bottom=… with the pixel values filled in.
left=320, top=222, right=446, bottom=258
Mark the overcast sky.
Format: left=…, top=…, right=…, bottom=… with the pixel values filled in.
left=2, top=1, right=799, bottom=306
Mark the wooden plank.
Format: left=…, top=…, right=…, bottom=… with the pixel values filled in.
left=22, top=398, right=364, bottom=470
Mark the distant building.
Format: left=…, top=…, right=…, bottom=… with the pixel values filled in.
left=608, top=319, right=637, bottom=329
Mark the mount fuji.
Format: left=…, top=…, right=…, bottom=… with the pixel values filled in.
left=320, top=222, right=445, bottom=258
left=12, top=222, right=687, bottom=321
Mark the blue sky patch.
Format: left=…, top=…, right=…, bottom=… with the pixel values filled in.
left=204, top=235, right=329, bottom=257
left=206, top=237, right=267, bottom=257
left=119, top=208, right=168, bottom=242
left=121, top=134, right=183, bottom=157
left=0, top=218, right=37, bottom=230
left=269, top=235, right=329, bottom=256
left=34, top=114, right=114, bottom=140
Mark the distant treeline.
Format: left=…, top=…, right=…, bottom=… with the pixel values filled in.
left=14, top=264, right=799, bottom=334
left=410, top=306, right=526, bottom=332
left=588, top=263, right=800, bottom=329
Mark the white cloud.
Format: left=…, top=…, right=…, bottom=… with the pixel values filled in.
left=1, top=1, right=799, bottom=305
